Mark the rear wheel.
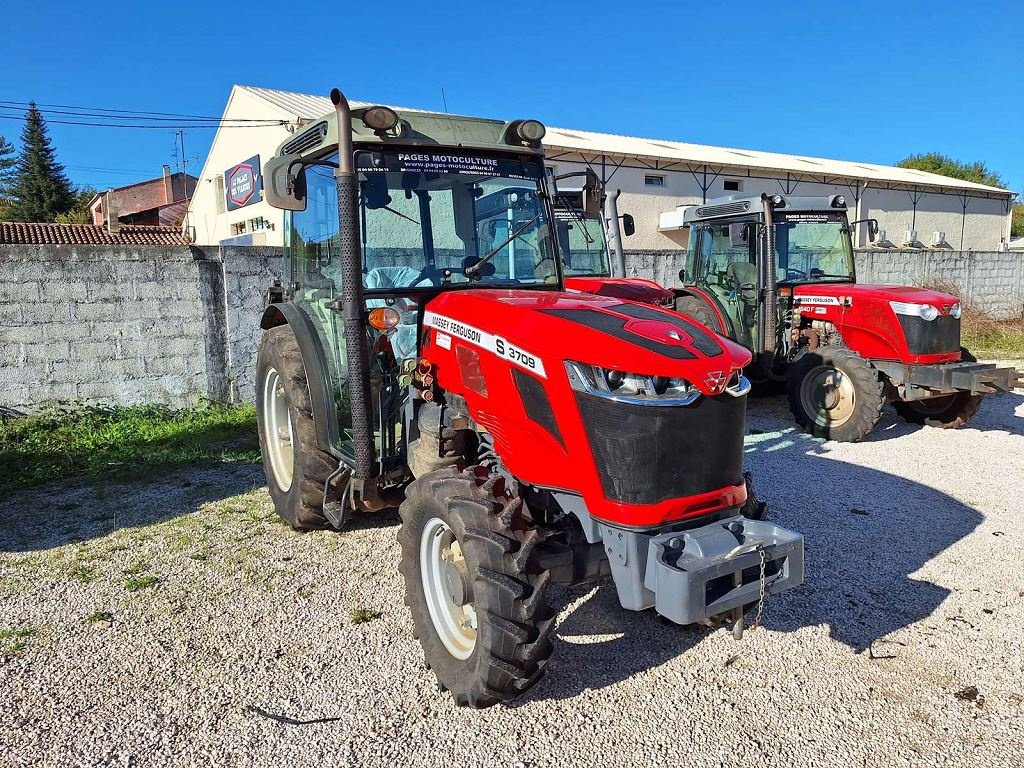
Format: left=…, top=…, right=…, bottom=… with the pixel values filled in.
left=894, top=348, right=983, bottom=428
left=256, top=325, right=340, bottom=531
left=398, top=466, right=555, bottom=708
left=787, top=346, right=883, bottom=442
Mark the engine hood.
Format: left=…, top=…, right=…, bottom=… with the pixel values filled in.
left=423, top=289, right=750, bottom=396
left=792, top=282, right=959, bottom=308
left=564, top=276, right=674, bottom=305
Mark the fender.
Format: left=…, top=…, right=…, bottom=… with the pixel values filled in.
left=260, top=303, right=340, bottom=454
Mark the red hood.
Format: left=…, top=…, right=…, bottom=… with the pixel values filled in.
left=793, top=282, right=959, bottom=307
left=565, top=276, right=674, bottom=305
left=424, top=289, right=750, bottom=396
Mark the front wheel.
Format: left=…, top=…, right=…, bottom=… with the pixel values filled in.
left=787, top=346, right=883, bottom=442
left=398, top=466, right=555, bottom=708
left=893, top=349, right=983, bottom=428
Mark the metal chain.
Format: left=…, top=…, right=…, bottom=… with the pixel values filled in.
left=750, top=546, right=768, bottom=631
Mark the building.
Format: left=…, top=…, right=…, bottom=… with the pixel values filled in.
left=89, top=166, right=197, bottom=229
left=187, top=85, right=1016, bottom=252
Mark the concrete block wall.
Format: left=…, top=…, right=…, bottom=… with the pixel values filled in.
left=1, top=244, right=1020, bottom=413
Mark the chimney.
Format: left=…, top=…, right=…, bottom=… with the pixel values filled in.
left=163, top=164, right=173, bottom=204
left=106, top=189, right=120, bottom=234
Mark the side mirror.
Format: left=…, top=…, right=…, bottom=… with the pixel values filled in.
left=263, top=154, right=307, bottom=211
left=621, top=213, right=635, bottom=237
left=729, top=222, right=749, bottom=247
left=678, top=268, right=687, bottom=283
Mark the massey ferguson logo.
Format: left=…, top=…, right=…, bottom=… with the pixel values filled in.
left=705, top=371, right=727, bottom=392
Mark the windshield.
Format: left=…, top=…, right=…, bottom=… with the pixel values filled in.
left=554, top=205, right=611, bottom=277
left=291, top=151, right=556, bottom=292
left=774, top=212, right=855, bottom=282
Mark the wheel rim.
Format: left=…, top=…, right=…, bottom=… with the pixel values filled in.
left=262, top=367, right=295, bottom=492
left=906, top=394, right=957, bottom=415
left=800, top=365, right=857, bottom=428
left=420, top=517, right=477, bottom=660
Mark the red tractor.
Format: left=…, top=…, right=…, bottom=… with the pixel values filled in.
left=554, top=175, right=1022, bottom=441
left=255, top=89, right=804, bottom=707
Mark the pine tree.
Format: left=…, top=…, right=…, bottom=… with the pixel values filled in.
left=8, top=103, right=75, bottom=222
left=0, top=134, right=16, bottom=217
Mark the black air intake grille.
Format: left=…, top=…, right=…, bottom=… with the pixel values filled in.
left=576, top=392, right=745, bottom=506
left=696, top=200, right=751, bottom=218
left=282, top=122, right=328, bottom=156
left=513, top=369, right=563, bottom=446
left=898, top=315, right=960, bottom=355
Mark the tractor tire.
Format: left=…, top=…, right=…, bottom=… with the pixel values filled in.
left=398, top=466, right=555, bottom=708
left=256, top=325, right=340, bottom=531
left=893, top=347, right=983, bottom=429
left=675, top=294, right=724, bottom=334
left=739, top=471, right=768, bottom=521
left=787, top=346, right=883, bottom=442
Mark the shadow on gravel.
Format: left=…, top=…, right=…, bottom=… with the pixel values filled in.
left=0, top=463, right=265, bottom=553
left=527, top=406, right=994, bottom=702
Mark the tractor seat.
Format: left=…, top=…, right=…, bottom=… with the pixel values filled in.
left=726, top=262, right=758, bottom=304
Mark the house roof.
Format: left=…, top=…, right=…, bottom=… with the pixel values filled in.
left=0, top=222, right=188, bottom=246
left=238, top=85, right=1011, bottom=197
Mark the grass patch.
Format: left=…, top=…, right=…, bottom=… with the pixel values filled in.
left=69, top=562, right=98, bottom=584
left=0, top=402, right=260, bottom=495
left=85, top=611, right=114, bottom=624
left=350, top=608, right=382, bottom=625
left=1, top=626, right=37, bottom=654
left=124, top=574, right=160, bottom=592
left=961, top=314, right=1024, bottom=360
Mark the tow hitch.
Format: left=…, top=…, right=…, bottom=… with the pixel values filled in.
left=879, top=359, right=1024, bottom=399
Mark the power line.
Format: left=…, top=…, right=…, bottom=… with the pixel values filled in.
left=0, top=99, right=285, bottom=122
left=0, top=114, right=285, bottom=129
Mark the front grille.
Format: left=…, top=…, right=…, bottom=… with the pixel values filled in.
left=898, top=315, right=960, bottom=355
left=576, top=391, right=745, bottom=506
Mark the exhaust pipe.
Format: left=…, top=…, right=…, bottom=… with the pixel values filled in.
left=330, top=87, right=376, bottom=506
left=605, top=189, right=627, bottom=279
left=760, top=194, right=778, bottom=358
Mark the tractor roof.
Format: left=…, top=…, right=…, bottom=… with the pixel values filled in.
left=660, top=194, right=849, bottom=230
left=274, top=105, right=543, bottom=160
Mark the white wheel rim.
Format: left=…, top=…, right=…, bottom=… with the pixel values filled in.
left=262, top=367, right=295, bottom=492
left=801, top=366, right=857, bottom=428
left=420, top=517, right=477, bottom=660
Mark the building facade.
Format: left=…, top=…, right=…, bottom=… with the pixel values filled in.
left=187, top=86, right=1015, bottom=253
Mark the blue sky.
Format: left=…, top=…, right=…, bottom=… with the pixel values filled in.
left=3, top=1, right=1022, bottom=194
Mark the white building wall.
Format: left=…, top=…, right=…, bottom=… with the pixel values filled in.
left=187, top=87, right=292, bottom=247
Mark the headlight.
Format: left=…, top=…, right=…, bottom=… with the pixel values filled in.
left=950, top=302, right=962, bottom=319
left=564, top=361, right=750, bottom=404
left=890, top=301, right=940, bottom=321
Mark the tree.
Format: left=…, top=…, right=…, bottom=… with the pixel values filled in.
left=896, top=152, right=1004, bottom=188
left=1012, top=203, right=1024, bottom=239
left=0, top=134, right=15, bottom=219
left=54, top=186, right=98, bottom=225
left=7, top=103, right=75, bottom=222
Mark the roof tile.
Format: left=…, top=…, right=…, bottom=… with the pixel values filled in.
left=0, top=222, right=187, bottom=247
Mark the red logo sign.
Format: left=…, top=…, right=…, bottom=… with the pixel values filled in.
left=227, top=163, right=256, bottom=207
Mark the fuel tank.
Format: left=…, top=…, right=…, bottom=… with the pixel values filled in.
left=792, top=283, right=963, bottom=363
left=419, top=289, right=752, bottom=528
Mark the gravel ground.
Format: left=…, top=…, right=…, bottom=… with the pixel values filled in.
left=2, top=387, right=1023, bottom=768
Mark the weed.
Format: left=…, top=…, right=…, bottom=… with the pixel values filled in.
left=85, top=611, right=114, bottom=624
left=69, top=563, right=98, bottom=584
left=0, top=402, right=259, bottom=495
left=124, top=575, right=160, bottom=592
left=122, top=560, right=151, bottom=576
left=0, top=627, right=36, bottom=640
left=350, top=608, right=382, bottom=625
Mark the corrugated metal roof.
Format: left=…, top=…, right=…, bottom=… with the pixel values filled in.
left=0, top=222, right=187, bottom=246
left=238, top=85, right=1010, bottom=196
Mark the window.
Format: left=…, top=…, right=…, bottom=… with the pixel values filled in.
left=724, top=180, right=742, bottom=192
left=249, top=216, right=266, bottom=231
left=644, top=175, right=665, bottom=187
left=214, top=176, right=226, bottom=214
left=230, top=221, right=247, bottom=236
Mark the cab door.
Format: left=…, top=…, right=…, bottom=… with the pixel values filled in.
left=691, top=222, right=760, bottom=351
